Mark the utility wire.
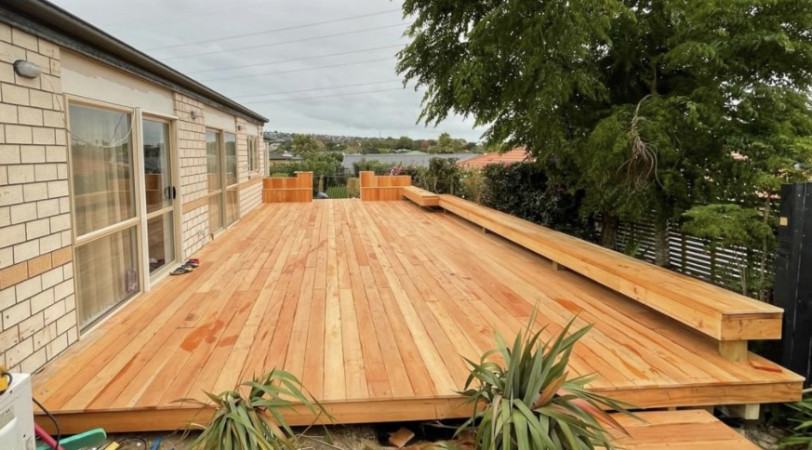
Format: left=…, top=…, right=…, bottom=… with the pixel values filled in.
left=243, top=87, right=407, bottom=104
left=199, top=57, right=394, bottom=82
left=148, top=8, right=402, bottom=51
left=187, top=44, right=402, bottom=74
left=231, top=79, right=401, bottom=98
left=160, top=23, right=409, bottom=60
left=105, top=0, right=274, bottom=27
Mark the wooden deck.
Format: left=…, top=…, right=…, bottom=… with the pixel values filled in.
left=33, top=200, right=802, bottom=433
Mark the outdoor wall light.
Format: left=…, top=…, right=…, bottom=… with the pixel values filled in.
left=190, top=110, right=199, bottom=120
left=13, top=60, right=42, bottom=79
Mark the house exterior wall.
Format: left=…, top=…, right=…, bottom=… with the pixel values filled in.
left=174, top=92, right=210, bottom=258
left=1, top=22, right=265, bottom=372
left=60, top=51, right=174, bottom=115
left=236, top=118, right=264, bottom=217
left=0, top=24, right=78, bottom=372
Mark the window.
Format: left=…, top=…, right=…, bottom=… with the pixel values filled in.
left=69, top=103, right=140, bottom=328
left=206, top=130, right=223, bottom=233
left=247, top=136, right=257, bottom=172
left=224, top=132, right=239, bottom=226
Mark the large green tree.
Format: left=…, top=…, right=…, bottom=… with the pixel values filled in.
left=398, top=0, right=812, bottom=265
left=289, top=134, right=324, bottom=157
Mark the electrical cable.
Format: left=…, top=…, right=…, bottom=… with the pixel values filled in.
left=148, top=8, right=402, bottom=51
left=199, top=57, right=393, bottom=82
left=116, top=436, right=149, bottom=448
left=186, top=44, right=403, bottom=74
left=243, top=87, right=407, bottom=104
left=33, top=396, right=61, bottom=450
left=231, top=79, right=401, bottom=98
left=160, top=23, right=409, bottom=60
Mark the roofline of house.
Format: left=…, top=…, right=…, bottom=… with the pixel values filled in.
left=0, top=0, right=269, bottom=124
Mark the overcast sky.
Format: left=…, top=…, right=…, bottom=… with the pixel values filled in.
left=49, top=0, right=483, bottom=141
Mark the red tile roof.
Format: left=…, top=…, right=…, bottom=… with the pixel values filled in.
left=457, top=148, right=532, bottom=169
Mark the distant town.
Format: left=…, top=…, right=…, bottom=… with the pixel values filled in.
left=263, top=130, right=485, bottom=155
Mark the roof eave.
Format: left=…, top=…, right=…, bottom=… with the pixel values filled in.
left=0, top=0, right=268, bottom=124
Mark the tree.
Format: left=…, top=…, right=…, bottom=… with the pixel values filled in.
left=396, top=136, right=416, bottom=150
left=434, top=132, right=463, bottom=154
left=398, top=0, right=812, bottom=266
left=289, top=134, right=323, bottom=157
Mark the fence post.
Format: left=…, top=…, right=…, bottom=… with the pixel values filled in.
left=773, top=182, right=812, bottom=385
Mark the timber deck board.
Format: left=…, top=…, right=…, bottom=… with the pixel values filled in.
left=33, top=200, right=802, bottom=433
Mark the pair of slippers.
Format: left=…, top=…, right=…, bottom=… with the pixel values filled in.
left=170, top=258, right=200, bottom=275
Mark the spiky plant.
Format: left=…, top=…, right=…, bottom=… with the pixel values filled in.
left=179, top=369, right=330, bottom=450
left=780, top=389, right=812, bottom=449
left=457, top=316, right=637, bottom=450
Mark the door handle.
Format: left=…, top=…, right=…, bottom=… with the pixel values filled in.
left=164, top=187, right=171, bottom=200
left=172, top=187, right=177, bottom=199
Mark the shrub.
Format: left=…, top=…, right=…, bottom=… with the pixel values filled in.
left=460, top=168, right=485, bottom=203
left=353, top=159, right=395, bottom=175
left=780, top=390, right=812, bottom=449
left=418, top=158, right=463, bottom=194
left=481, top=163, right=594, bottom=239
left=457, top=316, right=636, bottom=450
left=179, top=369, right=329, bottom=450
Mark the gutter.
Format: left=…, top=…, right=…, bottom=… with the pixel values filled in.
left=0, top=0, right=269, bottom=124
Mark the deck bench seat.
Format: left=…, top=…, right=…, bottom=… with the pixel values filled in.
left=401, top=185, right=440, bottom=207
left=438, top=194, right=783, bottom=358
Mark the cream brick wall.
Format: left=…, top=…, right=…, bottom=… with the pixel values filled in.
left=177, top=96, right=265, bottom=258
left=174, top=92, right=211, bottom=258
left=236, top=119, right=265, bottom=218
left=0, top=24, right=78, bottom=372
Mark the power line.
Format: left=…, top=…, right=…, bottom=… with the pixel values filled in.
left=187, top=45, right=403, bottom=74
left=231, top=79, right=401, bottom=98
left=160, top=23, right=409, bottom=60
left=147, top=8, right=402, bottom=51
left=105, top=0, right=272, bottom=27
left=243, top=87, right=407, bottom=104
left=199, top=57, right=394, bottom=82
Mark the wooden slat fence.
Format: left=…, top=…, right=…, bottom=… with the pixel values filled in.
left=614, top=220, right=774, bottom=299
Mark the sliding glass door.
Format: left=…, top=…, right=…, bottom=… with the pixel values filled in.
left=206, top=130, right=223, bottom=233
left=70, top=103, right=140, bottom=328
left=224, top=132, right=239, bottom=226
left=143, top=118, right=176, bottom=275
left=207, top=130, right=239, bottom=234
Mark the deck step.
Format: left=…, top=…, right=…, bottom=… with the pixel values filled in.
left=611, top=410, right=759, bottom=449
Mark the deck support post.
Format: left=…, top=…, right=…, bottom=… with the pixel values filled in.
left=719, top=340, right=748, bottom=362
left=723, top=404, right=760, bottom=420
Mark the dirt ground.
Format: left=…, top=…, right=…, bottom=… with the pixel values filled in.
left=101, top=424, right=471, bottom=450
left=100, top=421, right=783, bottom=449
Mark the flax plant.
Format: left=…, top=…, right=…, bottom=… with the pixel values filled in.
left=179, top=369, right=330, bottom=450
left=457, top=316, right=637, bottom=450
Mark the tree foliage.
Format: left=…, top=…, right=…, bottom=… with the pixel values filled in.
left=481, top=163, right=594, bottom=239
left=398, top=0, right=812, bottom=265
left=288, top=134, right=324, bottom=157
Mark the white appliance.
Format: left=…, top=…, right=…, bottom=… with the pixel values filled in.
left=0, top=373, right=35, bottom=450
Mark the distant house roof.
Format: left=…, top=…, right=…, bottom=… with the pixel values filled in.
left=268, top=152, right=301, bottom=161
left=458, top=148, right=532, bottom=169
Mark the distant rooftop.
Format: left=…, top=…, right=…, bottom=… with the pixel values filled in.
left=457, top=148, right=531, bottom=169
left=342, top=153, right=478, bottom=170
